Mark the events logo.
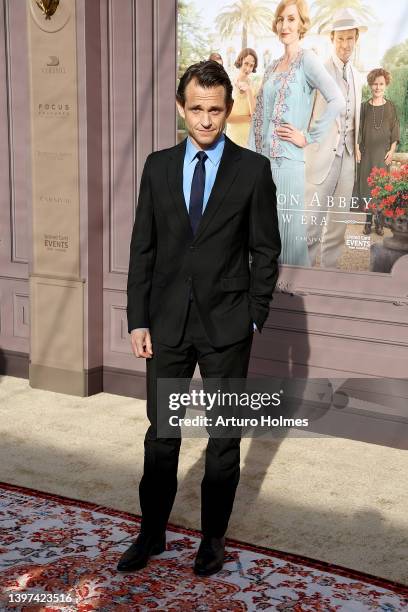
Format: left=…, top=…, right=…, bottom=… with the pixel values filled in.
left=346, top=235, right=370, bottom=251
left=43, top=233, right=69, bottom=252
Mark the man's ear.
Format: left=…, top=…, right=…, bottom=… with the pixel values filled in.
left=176, top=100, right=185, bottom=120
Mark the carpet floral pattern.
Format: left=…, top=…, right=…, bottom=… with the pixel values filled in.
left=0, top=483, right=407, bottom=611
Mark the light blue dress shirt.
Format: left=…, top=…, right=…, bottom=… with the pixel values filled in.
left=183, top=134, right=225, bottom=211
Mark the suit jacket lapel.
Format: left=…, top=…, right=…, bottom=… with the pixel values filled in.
left=328, top=57, right=341, bottom=130
left=167, top=139, right=193, bottom=237
left=194, top=136, right=241, bottom=241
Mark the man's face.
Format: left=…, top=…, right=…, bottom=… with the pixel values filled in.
left=176, top=78, right=232, bottom=150
left=332, top=28, right=358, bottom=63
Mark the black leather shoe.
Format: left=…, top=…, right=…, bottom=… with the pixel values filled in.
left=117, top=532, right=166, bottom=572
left=193, top=536, right=225, bottom=576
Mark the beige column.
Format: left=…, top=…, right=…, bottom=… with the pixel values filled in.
left=27, top=0, right=97, bottom=396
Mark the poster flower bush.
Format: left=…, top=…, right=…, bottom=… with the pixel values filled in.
left=367, top=164, right=408, bottom=219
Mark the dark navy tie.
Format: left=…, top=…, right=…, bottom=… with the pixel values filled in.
left=189, top=151, right=207, bottom=235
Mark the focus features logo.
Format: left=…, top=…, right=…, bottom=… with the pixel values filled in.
left=38, top=102, right=70, bottom=118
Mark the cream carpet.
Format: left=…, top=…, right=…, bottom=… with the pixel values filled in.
left=0, top=375, right=406, bottom=586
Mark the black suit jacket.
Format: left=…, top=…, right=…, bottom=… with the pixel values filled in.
left=127, top=136, right=281, bottom=347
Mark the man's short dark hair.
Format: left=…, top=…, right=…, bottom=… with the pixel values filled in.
left=177, top=61, right=233, bottom=107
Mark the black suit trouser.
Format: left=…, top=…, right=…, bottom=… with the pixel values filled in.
left=139, top=299, right=253, bottom=538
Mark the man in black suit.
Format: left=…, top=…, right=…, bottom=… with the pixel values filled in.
left=118, top=61, right=281, bottom=576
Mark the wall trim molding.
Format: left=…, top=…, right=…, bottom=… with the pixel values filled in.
left=0, top=353, right=104, bottom=396
left=0, top=349, right=29, bottom=378
left=263, top=325, right=408, bottom=346
left=103, top=365, right=146, bottom=399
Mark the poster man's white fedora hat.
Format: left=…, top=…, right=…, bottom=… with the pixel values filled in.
left=321, top=8, right=368, bottom=34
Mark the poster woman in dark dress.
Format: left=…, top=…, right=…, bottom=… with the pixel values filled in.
left=356, top=68, right=400, bottom=235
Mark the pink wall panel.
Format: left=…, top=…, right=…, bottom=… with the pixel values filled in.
left=102, top=0, right=177, bottom=371
left=0, top=0, right=29, bottom=356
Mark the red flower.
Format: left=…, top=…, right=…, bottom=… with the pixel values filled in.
left=369, top=164, right=408, bottom=217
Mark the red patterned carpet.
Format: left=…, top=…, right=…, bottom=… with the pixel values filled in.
left=0, top=482, right=407, bottom=611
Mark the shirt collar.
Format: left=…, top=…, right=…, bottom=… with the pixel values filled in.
left=332, top=53, right=350, bottom=77
left=186, top=134, right=225, bottom=166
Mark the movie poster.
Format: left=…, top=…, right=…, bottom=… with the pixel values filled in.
left=177, top=0, right=408, bottom=273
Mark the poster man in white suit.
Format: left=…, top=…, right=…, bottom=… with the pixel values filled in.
left=305, top=9, right=367, bottom=268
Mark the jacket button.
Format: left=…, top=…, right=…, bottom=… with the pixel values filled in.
left=190, top=245, right=195, bottom=251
